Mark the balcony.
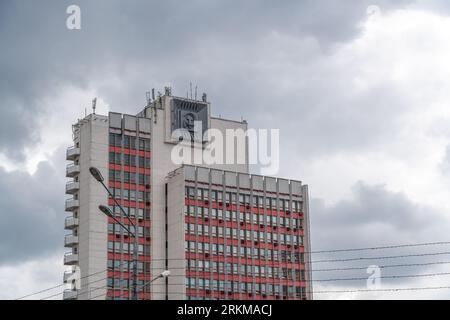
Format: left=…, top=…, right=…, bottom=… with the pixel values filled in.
left=63, top=270, right=77, bottom=283
left=65, top=181, right=79, bottom=194
left=64, top=216, right=79, bottom=229
left=64, top=252, right=78, bottom=265
left=64, top=235, right=79, bottom=247
left=66, top=164, right=80, bottom=178
left=65, top=198, right=79, bottom=211
left=66, top=146, right=80, bottom=161
left=63, top=289, right=78, bottom=300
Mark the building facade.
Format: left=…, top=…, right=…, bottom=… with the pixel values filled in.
left=63, top=89, right=312, bottom=300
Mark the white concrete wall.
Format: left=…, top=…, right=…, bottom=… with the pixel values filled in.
left=150, top=99, right=172, bottom=299
left=76, top=114, right=109, bottom=300
left=210, top=117, right=249, bottom=174
left=149, top=95, right=251, bottom=299
left=301, top=184, right=313, bottom=300
left=166, top=167, right=186, bottom=300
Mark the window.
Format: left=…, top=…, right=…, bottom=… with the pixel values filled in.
left=130, top=136, right=136, bottom=149
left=109, top=152, right=115, bottom=163
left=138, top=156, right=145, bottom=168
left=124, top=135, right=130, bottom=148
left=139, top=138, right=150, bottom=151
left=124, top=154, right=131, bottom=166
left=109, top=133, right=122, bottom=147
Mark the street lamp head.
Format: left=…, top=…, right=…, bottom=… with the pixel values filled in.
left=98, top=205, right=114, bottom=218
left=89, top=167, right=104, bottom=182
left=160, top=270, right=171, bottom=278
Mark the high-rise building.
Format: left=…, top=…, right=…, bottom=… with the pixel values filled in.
left=63, top=89, right=312, bottom=300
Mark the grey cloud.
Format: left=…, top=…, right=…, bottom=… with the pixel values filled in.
left=0, top=0, right=414, bottom=161
left=440, top=145, right=450, bottom=176
left=0, top=147, right=66, bottom=265
left=309, top=182, right=450, bottom=288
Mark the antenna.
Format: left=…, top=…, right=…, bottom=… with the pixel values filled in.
left=195, top=85, right=197, bottom=100
left=146, top=91, right=151, bottom=106
left=190, top=82, right=193, bottom=99
left=92, top=98, right=97, bottom=114
left=152, top=88, right=155, bottom=101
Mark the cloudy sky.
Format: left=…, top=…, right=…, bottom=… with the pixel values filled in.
left=2, top=0, right=450, bottom=300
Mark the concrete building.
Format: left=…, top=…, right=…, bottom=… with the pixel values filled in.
left=63, top=89, right=312, bottom=300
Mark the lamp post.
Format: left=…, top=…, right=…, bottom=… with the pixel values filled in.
left=139, top=270, right=171, bottom=294
left=90, top=167, right=139, bottom=300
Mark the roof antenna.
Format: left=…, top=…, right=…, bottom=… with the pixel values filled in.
left=195, top=85, right=198, bottom=100
left=190, top=82, right=193, bottom=99
left=152, top=88, right=155, bottom=101
left=146, top=91, right=151, bottom=106
left=92, top=97, right=97, bottom=114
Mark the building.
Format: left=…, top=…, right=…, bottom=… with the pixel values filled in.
left=63, top=88, right=312, bottom=300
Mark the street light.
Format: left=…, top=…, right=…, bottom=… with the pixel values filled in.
left=98, top=205, right=133, bottom=234
left=90, top=166, right=139, bottom=300
left=138, top=270, right=171, bottom=293
left=89, top=167, right=104, bottom=182
left=160, top=270, right=171, bottom=278
left=98, top=204, right=113, bottom=217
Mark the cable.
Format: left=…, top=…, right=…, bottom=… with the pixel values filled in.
left=313, top=271, right=450, bottom=282
left=16, top=263, right=117, bottom=300
left=18, top=241, right=450, bottom=299
left=85, top=250, right=450, bottom=263
left=20, top=259, right=131, bottom=300
left=87, top=285, right=450, bottom=299
left=40, top=274, right=111, bottom=300
left=313, top=260, right=450, bottom=272
left=20, top=253, right=450, bottom=299
left=311, top=251, right=450, bottom=263
left=309, top=240, right=450, bottom=254
left=15, top=283, right=66, bottom=301
left=313, top=285, right=450, bottom=294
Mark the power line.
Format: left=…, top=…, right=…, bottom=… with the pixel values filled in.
left=88, top=285, right=450, bottom=299
left=313, top=260, right=450, bottom=272
left=310, top=241, right=450, bottom=254
left=17, top=259, right=131, bottom=300
left=16, top=264, right=113, bottom=300
left=89, top=240, right=450, bottom=259
left=313, top=285, right=450, bottom=294
left=313, top=271, right=450, bottom=282
left=17, top=241, right=450, bottom=299
left=43, top=270, right=450, bottom=300
left=311, top=251, right=450, bottom=263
